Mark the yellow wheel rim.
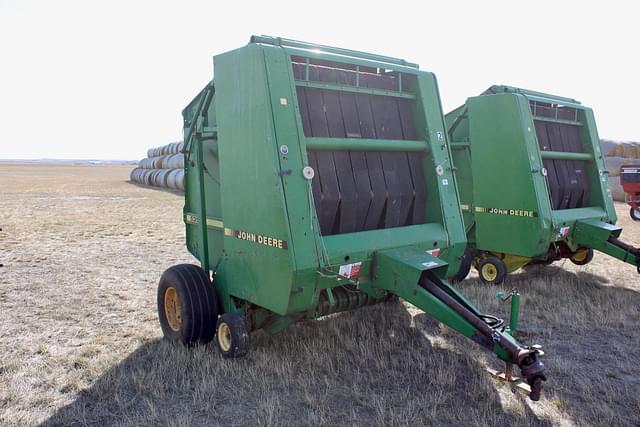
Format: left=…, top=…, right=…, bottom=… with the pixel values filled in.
left=572, top=250, right=588, bottom=262
left=164, top=287, right=182, bottom=332
left=218, top=322, right=232, bottom=352
left=481, top=263, right=498, bottom=282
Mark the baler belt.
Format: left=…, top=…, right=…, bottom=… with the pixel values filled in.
left=308, top=149, right=426, bottom=235
left=534, top=117, right=589, bottom=210
left=293, top=64, right=426, bottom=235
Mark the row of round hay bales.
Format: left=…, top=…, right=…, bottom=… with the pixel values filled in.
left=164, top=153, right=184, bottom=169
left=130, top=168, right=184, bottom=190
left=147, top=141, right=184, bottom=158
left=138, top=153, right=184, bottom=170
left=606, top=142, right=640, bottom=159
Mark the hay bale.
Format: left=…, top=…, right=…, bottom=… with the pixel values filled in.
left=608, top=176, right=626, bottom=202
left=607, top=142, right=640, bottom=159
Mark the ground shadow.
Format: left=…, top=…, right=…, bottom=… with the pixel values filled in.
left=41, top=300, right=553, bottom=426
left=457, top=265, right=640, bottom=427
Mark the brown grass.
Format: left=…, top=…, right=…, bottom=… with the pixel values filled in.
left=1, top=163, right=639, bottom=426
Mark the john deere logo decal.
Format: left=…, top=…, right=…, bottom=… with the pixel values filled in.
left=224, top=228, right=288, bottom=250
left=185, top=213, right=288, bottom=250
left=475, top=206, right=537, bottom=218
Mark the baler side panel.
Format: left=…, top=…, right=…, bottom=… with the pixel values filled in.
left=213, top=46, right=295, bottom=315
left=468, top=95, right=550, bottom=257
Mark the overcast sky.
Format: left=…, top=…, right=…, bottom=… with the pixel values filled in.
left=1, top=0, right=637, bottom=160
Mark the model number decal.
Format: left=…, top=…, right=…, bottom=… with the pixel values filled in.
left=475, top=207, right=538, bottom=218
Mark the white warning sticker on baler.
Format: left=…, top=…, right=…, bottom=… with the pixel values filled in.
left=422, top=261, right=439, bottom=268
left=338, top=262, right=362, bottom=279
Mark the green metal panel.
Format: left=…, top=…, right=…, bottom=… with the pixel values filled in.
left=375, top=247, right=448, bottom=287
left=261, top=44, right=324, bottom=313
left=322, top=223, right=448, bottom=257
left=551, top=207, right=608, bottom=225
left=465, top=94, right=551, bottom=257
left=212, top=45, right=296, bottom=315
left=183, top=84, right=224, bottom=272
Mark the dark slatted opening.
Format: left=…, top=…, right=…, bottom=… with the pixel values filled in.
left=305, top=150, right=426, bottom=235
left=532, top=102, right=589, bottom=210
left=292, top=59, right=426, bottom=235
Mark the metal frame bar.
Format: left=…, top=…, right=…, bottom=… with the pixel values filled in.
left=282, top=46, right=419, bottom=74
left=532, top=115, right=582, bottom=126
left=525, top=94, right=584, bottom=110
left=540, top=151, right=594, bottom=161
left=250, top=35, right=418, bottom=68
left=305, top=137, right=428, bottom=152
left=295, top=80, right=415, bottom=99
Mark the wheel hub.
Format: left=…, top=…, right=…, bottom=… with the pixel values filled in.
left=482, top=263, right=498, bottom=281
left=218, top=322, right=232, bottom=352
left=164, top=287, right=182, bottom=332
left=572, top=250, right=588, bottom=263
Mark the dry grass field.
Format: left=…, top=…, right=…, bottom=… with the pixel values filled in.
left=1, top=163, right=639, bottom=426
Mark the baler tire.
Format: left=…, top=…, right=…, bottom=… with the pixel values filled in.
left=157, top=264, right=219, bottom=346
left=478, top=257, right=507, bottom=285
left=450, top=249, right=473, bottom=283
left=216, top=313, right=250, bottom=359
left=630, top=207, right=640, bottom=221
left=569, top=248, right=594, bottom=266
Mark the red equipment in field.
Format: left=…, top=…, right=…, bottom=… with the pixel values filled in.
left=620, top=165, right=640, bottom=221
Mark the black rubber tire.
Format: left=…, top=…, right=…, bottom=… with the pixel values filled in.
left=630, top=207, right=640, bottom=221
left=450, top=249, right=473, bottom=283
left=477, top=257, right=507, bottom=285
left=215, top=313, right=250, bottom=359
left=570, top=248, right=594, bottom=266
left=157, top=264, right=219, bottom=346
